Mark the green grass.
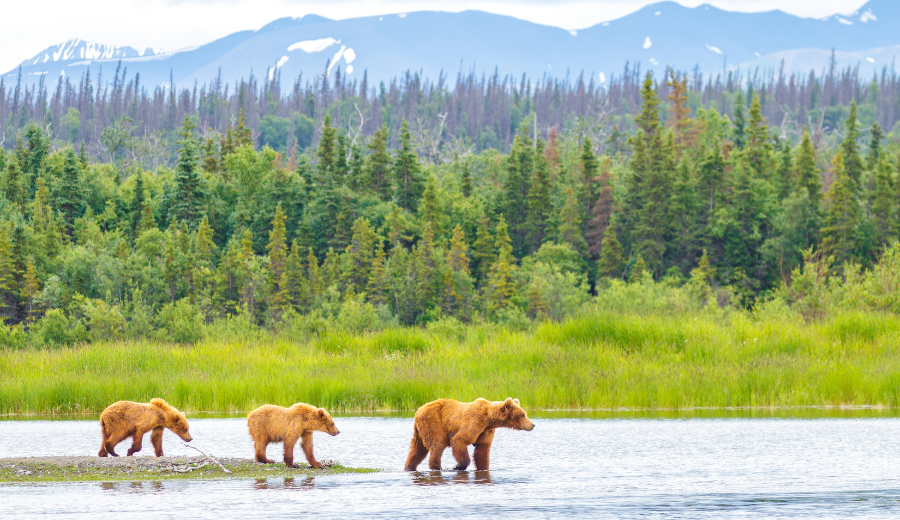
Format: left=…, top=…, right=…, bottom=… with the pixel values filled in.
left=2, top=310, right=900, bottom=414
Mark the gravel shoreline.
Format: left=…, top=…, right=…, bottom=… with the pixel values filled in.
left=0, top=456, right=373, bottom=483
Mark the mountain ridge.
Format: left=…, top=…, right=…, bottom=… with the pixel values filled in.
left=4, top=1, right=898, bottom=89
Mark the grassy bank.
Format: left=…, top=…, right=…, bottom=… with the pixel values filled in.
left=2, top=309, right=900, bottom=414
left=0, top=456, right=376, bottom=483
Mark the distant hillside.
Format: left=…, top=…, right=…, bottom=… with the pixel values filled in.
left=4, top=0, right=900, bottom=89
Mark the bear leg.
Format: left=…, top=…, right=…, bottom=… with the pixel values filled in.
left=151, top=427, right=165, bottom=457
left=103, top=431, right=128, bottom=457
left=127, top=430, right=145, bottom=456
left=254, top=436, right=274, bottom=463
left=301, top=432, right=323, bottom=469
left=428, top=441, right=446, bottom=470
left=404, top=424, right=428, bottom=471
left=283, top=434, right=299, bottom=468
left=473, top=429, right=495, bottom=471
left=451, top=438, right=471, bottom=471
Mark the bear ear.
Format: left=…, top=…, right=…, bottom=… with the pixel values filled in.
left=317, top=408, right=327, bottom=419
left=502, top=397, right=514, bottom=412
left=513, top=398, right=520, bottom=406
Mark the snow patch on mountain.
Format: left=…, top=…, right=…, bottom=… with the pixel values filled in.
left=837, top=17, right=853, bottom=25
left=344, top=48, right=356, bottom=64
left=643, top=37, right=652, bottom=49
left=860, top=9, right=876, bottom=22
left=327, top=45, right=346, bottom=76
left=706, top=44, right=723, bottom=55
left=288, top=38, right=339, bottom=53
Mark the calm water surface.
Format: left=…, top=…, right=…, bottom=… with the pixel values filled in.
left=1, top=415, right=899, bottom=518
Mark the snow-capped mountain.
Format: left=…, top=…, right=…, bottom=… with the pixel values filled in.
left=4, top=0, right=900, bottom=89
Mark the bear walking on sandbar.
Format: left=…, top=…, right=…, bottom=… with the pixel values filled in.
left=98, top=398, right=192, bottom=457
left=247, top=403, right=340, bottom=468
left=404, top=397, right=534, bottom=471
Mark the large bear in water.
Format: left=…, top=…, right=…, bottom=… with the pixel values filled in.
left=247, top=403, right=341, bottom=468
left=98, top=398, right=192, bottom=457
left=404, top=397, right=534, bottom=471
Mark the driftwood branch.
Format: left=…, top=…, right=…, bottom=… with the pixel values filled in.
left=182, top=442, right=233, bottom=474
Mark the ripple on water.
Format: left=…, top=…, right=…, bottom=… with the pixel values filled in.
left=2, top=417, right=900, bottom=518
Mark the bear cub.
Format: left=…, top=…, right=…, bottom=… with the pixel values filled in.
left=98, top=398, right=192, bottom=457
left=247, top=403, right=340, bottom=468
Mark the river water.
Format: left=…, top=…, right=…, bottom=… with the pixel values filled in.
left=1, top=414, right=900, bottom=518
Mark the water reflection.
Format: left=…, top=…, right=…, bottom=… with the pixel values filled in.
left=254, top=477, right=315, bottom=490
left=410, top=470, right=493, bottom=486
left=99, top=481, right=165, bottom=493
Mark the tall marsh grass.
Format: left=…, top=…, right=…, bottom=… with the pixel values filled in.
left=2, top=309, right=900, bottom=414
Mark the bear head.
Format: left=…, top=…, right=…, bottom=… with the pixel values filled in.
left=151, top=398, right=193, bottom=442
left=312, top=408, right=341, bottom=436
left=495, top=398, right=534, bottom=431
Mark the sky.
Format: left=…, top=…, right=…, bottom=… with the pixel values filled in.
left=0, top=0, right=871, bottom=74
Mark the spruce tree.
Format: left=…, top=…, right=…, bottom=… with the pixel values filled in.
left=365, top=124, right=392, bottom=199
left=170, top=115, right=205, bottom=229
left=3, top=158, right=25, bottom=209
left=841, top=101, right=864, bottom=192
left=57, top=148, right=85, bottom=235
left=822, top=150, right=860, bottom=266
left=266, top=204, right=289, bottom=314
left=460, top=158, right=472, bottom=198
left=484, top=215, right=515, bottom=310
left=345, top=217, right=378, bottom=295
left=597, top=215, right=625, bottom=279
left=420, top=174, right=441, bottom=236
left=558, top=186, right=588, bottom=254
left=0, top=227, right=14, bottom=316
left=795, top=127, right=822, bottom=210
left=393, top=120, right=424, bottom=212
left=131, top=171, right=146, bottom=240
left=870, top=155, right=897, bottom=245
left=776, top=139, right=794, bottom=200
left=580, top=137, right=599, bottom=219
left=732, top=91, right=746, bottom=150
left=868, top=122, right=884, bottom=171
left=525, top=139, right=551, bottom=254
left=472, top=217, right=495, bottom=281
left=629, top=254, right=648, bottom=283
left=502, top=134, right=532, bottom=257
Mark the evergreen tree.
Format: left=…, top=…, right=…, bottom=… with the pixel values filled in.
left=366, top=239, right=388, bottom=305
left=558, top=186, right=588, bottom=254
left=629, top=254, right=648, bottom=283
left=0, top=227, right=15, bottom=316
left=345, top=217, right=378, bottom=295
left=393, top=120, right=424, bottom=212
left=868, top=122, right=884, bottom=171
left=870, top=155, right=897, bottom=244
left=170, top=115, right=205, bottom=229
left=732, top=91, right=746, bottom=150
left=795, top=127, right=822, bottom=210
left=266, top=204, right=289, bottom=314
left=597, top=215, right=625, bottom=279
left=502, top=134, right=532, bottom=257
left=131, top=171, right=146, bottom=240
left=57, top=148, right=85, bottom=235
left=822, top=150, right=860, bottom=266
left=580, top=137, right=599, bottom=220
left=483, top=215, right=515, bottom=310
left=776, top=139, right=794, bottom=200
left=841, top=101, right=864, bottom=192
left=3, top=158, right=25, bottom=208
left=365, top=124, right=392, bottom=199
left=586, top=158, right=614, bottom=258
left=525, top=139, right=552, bottom=254
left=21, top=257, right=39, bottom=322
left=419, top=174, right=441, bottom=236
left=460, top=158, right=472, bottom=198
left=668, top=161, right=701, bottom=273
left=472, top=217, right=495, bottom=281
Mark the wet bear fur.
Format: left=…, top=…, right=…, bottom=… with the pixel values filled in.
left=247, top=403, right=340, bottom=468
left=404, top=397, right=535, bottom=471
left=98, top=398, right=192, bottom=457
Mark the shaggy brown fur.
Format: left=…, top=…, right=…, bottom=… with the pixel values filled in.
left=404, top=397, right=534, bottom=471
left=247, top=403, right=340, bottom=468
left=98, top=399, right=192, bottom=457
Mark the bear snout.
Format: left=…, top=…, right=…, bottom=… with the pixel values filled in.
left=522, top=419, right=535, bottom=431
left=329, top=428, right=340, bottom=436
left=182, top=434, right=193, bottom=442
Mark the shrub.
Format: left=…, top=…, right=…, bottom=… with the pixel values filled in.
left=37, top=309, right=74, bottom=347
left=155, top=298, right=205, bottom=344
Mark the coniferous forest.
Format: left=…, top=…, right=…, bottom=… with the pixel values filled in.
left=2, top=61, right=900, bottom=347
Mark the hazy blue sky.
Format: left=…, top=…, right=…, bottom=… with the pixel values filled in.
left=0, top=0, right=871, bottom=73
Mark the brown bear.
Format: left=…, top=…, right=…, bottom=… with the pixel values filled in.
left=404, top=397, right=534, bottom=471
left=98, top=398, right=192, bottom=457
left=247, top=403, right=340, bottom=468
